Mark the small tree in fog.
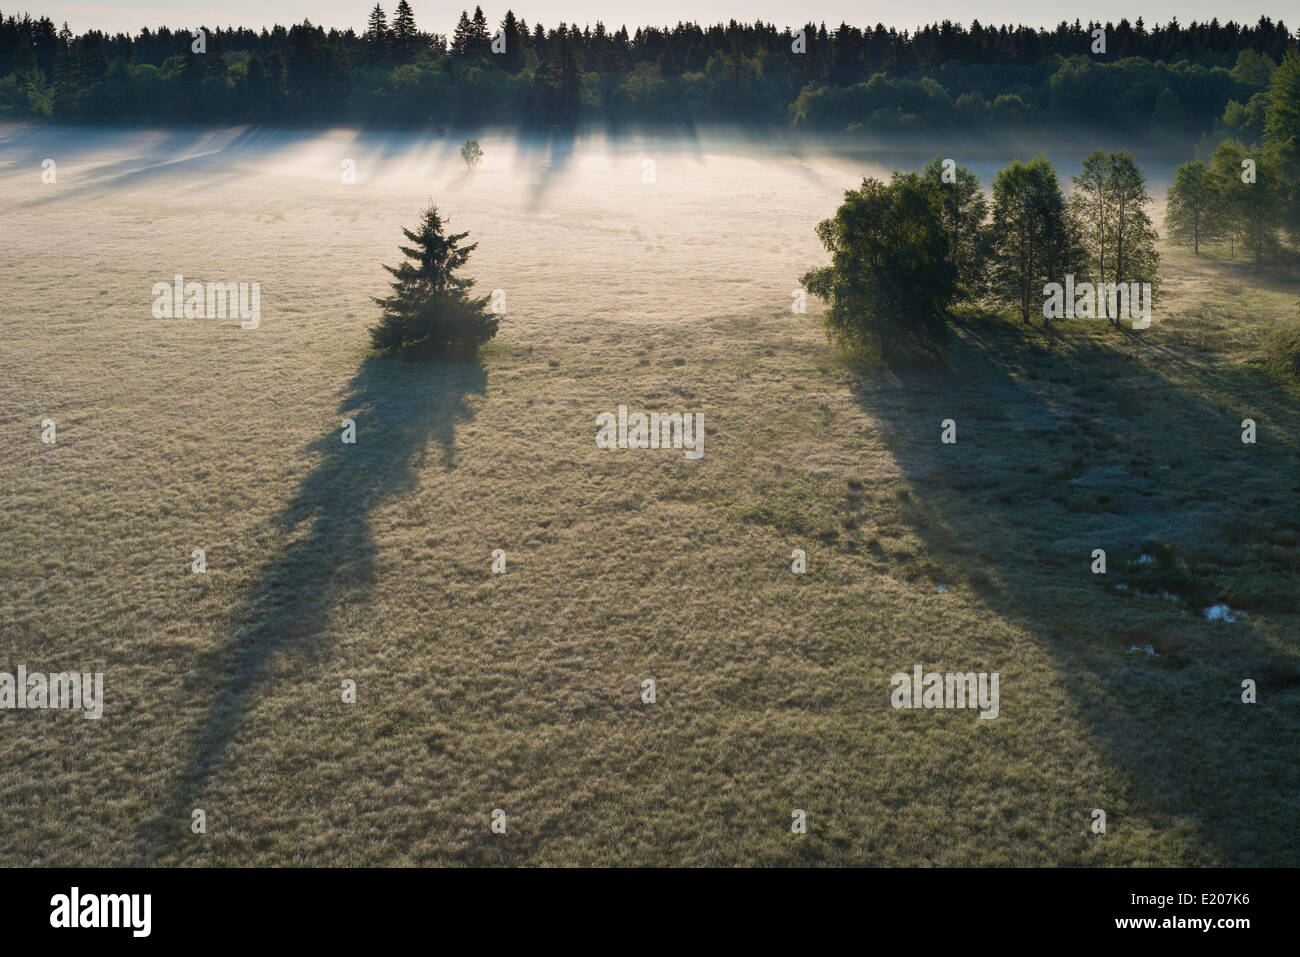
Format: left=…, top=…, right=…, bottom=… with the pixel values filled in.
left=460, top=139, right=483, bottom=169
left=370, top=203, right=499, bottom=357
left=1166, top=160, right=1221, bottom=255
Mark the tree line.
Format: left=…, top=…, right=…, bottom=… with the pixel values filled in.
left=0, top=6, right=1295, bottom=134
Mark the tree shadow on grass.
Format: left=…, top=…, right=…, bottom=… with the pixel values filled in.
left=131, top=354, right=486, bottom=863
left=15, top=126, right=294, bottom=210
left=1182, top=251, right=1300, bottom=298
left=515, top=127, right=576, bottom=211
left=848, top=315, right=1300, bottom=864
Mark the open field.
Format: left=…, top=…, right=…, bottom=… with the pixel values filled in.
left=1, top=124, right=1297, bottom=866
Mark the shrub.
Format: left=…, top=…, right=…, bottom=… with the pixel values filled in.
left=1263, top=319, right=1300, bottom=382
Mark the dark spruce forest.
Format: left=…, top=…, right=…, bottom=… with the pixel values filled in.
left=0, top=6, right=1296, bottom=140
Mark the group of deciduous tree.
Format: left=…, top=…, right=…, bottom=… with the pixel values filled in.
left=802, top=150, right=1166, bottom=359
left=1167, top=50, right=1300, bottom=265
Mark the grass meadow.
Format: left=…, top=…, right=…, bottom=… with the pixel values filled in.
left=1, top=124, right=1297, bottom=865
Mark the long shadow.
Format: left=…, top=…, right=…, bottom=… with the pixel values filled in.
left=131, top=354, right=486, bottom=863
left=1210, top=256, right=1300, bottom=297
left=514, top=127, right=576, bottom=211
left=0, top=127, right=193, bottom=179
left=849, top=316, right=1300, bottom=865
left=14, top=126, right=296, bottom=209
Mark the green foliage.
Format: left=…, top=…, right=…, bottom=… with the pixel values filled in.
left=1166, top=160, right=1221, bottom=254
left=1151, top=88, right=1186, bottom=133
left=1264, top=49, right=1300, bottom=150
left=1069, top=150, right=1161, bottom=324
left=1263, top=50, right=1300, bottom=236
left=1230, top=48, right=1276, bottom=89
left=1211, top=139, right=1284, bottom=264
left=989, top=93, right=1031, bottom=127
left=988, top=156, right=1085, bottom=323
left=392, top=1, right=417, bottom=58
left=1263, top=307, right=1300, bottom=383
left=1264, top=325, right=1300, bottom=382
left=919, top=155, right=989, bottom=303
left=369, top=204, right=499, bottom=357
left=364, top=4, right=389, bottom=59
left=460, top=138, right=483, bottom=169
left=801, top=172, right=956, bottom=360
left=1220, top=93, right=1270, bottom=142
left=1210, top=139, right=1249, bottom=257
left=2, top=16, right=1296, bottom=136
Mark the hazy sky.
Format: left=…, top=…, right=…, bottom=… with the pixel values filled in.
left=36, top=3, right=1298, bottom=35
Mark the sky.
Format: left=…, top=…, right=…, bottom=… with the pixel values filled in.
left=31, top=2, right=1299, bottom=36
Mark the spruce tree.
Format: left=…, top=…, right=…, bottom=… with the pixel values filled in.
left=52, top=22, right=74, bottom=116
left=365, top=4, right=389, bottom=59
left=451, top=11, right=474, bottom=56
left=370, top=204, right=499, bottom=357
left=470, top=7, right=491, bottom=53
left=392, top=1, right=417, bottom=58
left=500, top=10, right=522, bottom=71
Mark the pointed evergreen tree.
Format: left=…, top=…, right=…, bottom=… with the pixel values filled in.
left=392, top=1, right=416, bottom=58
left=73, top=31, right=109, bottom=116
left=658, top=48, right=679, bottom=79
left=262, top=43, right=287, bottom=115
left=500, top=10, right=523, bottom=71
left=451, top=10, right=474, bottom=56
left=370, top=204, right=499, bottom=357
left=555, top=29, right=581, bottom=126
left=244, top=53, right=266, bottom=119
left=52, top=22, right=75, bottom=116
left=470, top=6, right=491, bottom=54
left=13, top=28, right=39, bottom=80
left=365, top=4, right=389, bottom=59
